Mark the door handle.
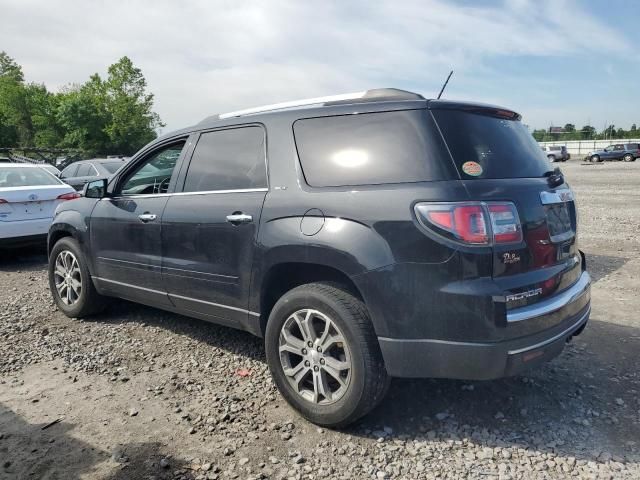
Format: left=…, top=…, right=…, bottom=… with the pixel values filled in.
left=138, top=213, right=157, bottom=223
left=226, top=213, right=253, bottom=225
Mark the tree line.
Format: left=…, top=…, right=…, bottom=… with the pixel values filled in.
left=0, top=52, right=163, bottom=158
left=532, top=123, right=639, bottom=143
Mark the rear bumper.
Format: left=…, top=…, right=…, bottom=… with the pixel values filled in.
left=0, top=218, right=52, bottom=242
left=379, top=271, right=591, bottom=380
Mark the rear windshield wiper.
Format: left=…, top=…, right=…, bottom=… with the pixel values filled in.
left=544, top=167, right=564, bottom=188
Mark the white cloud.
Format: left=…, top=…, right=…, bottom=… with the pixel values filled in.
left=0, top=0, right=633, bottom=130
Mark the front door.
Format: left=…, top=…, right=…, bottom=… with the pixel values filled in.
left=90, top=138, right=189, bottom=306
left=161, top=125, right=268, bottom=330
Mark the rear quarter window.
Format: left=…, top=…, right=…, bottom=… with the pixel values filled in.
left=293, top=110, right=453, bottom=187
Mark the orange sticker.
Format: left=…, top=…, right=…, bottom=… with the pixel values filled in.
left=462, top=161, right=483, bottom=176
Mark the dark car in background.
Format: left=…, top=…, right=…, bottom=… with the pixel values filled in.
left=59, top=158, right=128, bottom=190
left=587, top=143, right=640, bottom=162
left=541, top=145, right=570, bottom=162
left=47, top=88, right=590, bottom=427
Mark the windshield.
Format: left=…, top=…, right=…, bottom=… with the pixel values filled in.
left=432, top=109, right=551, bottom=179
left=0, top=166, right=62, bottom=187
left=102, top=162, right=124, bottom=174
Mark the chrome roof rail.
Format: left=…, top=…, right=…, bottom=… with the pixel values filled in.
left=216, top=88, right=424, bottom=120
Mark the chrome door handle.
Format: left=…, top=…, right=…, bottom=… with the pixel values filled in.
left=138, top=213, right=157, bottom=223
left=226, top=213, right=253, bottom=225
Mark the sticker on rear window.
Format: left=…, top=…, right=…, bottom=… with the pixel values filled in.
left=462, top=161, right=483, bottom=176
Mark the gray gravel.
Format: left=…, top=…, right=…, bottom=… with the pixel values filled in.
left=1, top=161, right=639, bottom=479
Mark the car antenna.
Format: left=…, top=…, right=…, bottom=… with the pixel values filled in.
left=437, top=70, right=454, bottom=99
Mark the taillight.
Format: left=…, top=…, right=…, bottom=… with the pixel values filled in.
left=57, top=192, right=81, bottom=201
left=415, top=202, right=522, bottom=246
left=0, top=199, right=7, bottom=204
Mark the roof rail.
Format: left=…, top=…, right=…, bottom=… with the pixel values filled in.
left=216, top=88, right=424, bottom=120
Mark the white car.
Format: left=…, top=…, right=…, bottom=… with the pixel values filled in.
left=0, top=164, right=80, bottom=246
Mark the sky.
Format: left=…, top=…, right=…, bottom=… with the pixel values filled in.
left=1, top=0, right=638, bottom=133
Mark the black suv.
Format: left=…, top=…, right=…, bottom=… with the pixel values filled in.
left=47, top=89, right=591, bottom=427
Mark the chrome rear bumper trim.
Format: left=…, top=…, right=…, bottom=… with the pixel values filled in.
left=508, top=306, right=590, bottom=355
left=507, top=271, right=591, bottom=323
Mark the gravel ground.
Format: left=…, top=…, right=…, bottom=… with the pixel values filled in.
left=1, top=160, right=639, bottom=480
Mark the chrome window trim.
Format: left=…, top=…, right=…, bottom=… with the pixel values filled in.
left=507, top=306, right=590, bottom=355
left=506, top=271, right=591, bottom=323
left=105, top=187, right=268, bottom=200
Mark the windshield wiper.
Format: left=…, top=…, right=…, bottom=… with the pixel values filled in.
left=544, top=167, right=564, bottom=188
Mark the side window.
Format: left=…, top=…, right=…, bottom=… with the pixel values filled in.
left=294, top=110, right=451, bottom=187
left=88, top=165, right=99, bottom=176
left=119, top=141, right=186, bottom=195
left=60, top=164, right=78, bottom=178
left=183, top=126, right=267, bottom=192
left=76, top=164, right=92, bottom=176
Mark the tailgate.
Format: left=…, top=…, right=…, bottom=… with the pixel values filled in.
left=462, top=178, right=582, bottom=311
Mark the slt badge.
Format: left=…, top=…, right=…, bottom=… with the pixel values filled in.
left=502, top=252, right=521, bottom=264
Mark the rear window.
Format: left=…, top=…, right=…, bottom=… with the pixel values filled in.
left=0, top=167, right=62, bottom=187
left=102, top=162, right=123, bottom=174
left=432, top=109, right=551, bottom=179
left=293, top=110, right=452, bottom=187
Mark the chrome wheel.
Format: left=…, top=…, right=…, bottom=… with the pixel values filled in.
left=53, top=250, right=82, bottom=306
left=278, top=309, right=352, bottom=405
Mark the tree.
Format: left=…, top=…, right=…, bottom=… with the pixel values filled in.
left=56, top=77, right=111, bottom=155
left=103, top=57, right=164, bottom=155
left=0, top=51, right=24, bottom=82
left=580, top=125, right=596, bottom=140
left=532, top=129, right=547, bottom=141
left=563, top=123, right=575, bottom=133
left=1, top=52, right=163, bottom=155
left=56, top=57, right=163, bottom=156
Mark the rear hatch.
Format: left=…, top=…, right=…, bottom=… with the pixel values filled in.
left=430, top=105, right=583, bottom=314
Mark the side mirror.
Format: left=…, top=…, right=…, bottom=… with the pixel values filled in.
left=84, top=178, right=108, bottom=199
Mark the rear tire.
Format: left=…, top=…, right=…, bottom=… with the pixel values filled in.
left=623, top=154, right=634, bottom=162
left=265, top=282, right=389, bottom=428
left=547, top=155, right=556, bottom=163
left=48, top=237, right=105, bottom=318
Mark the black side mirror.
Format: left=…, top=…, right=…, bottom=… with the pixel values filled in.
left=84, top=178, right=108, bottom=198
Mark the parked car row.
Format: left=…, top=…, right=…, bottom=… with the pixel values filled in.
left=541, top=145, right=570, bottom=162
left=0, top=158, right=128, bottom=246
left=540, top=143, right=640, bottom=163
left=585, top=143, right=640, bottom=162
left=0, top=164, right=80, bottom=246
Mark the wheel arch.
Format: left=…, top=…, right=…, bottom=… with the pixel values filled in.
left=256, top=261, right=365, bottom=336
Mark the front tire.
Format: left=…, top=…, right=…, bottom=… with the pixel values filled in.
left=48, top=237, right=105, bottom=318
left=590, top=154, right=601, bottom=163
left=547, top=155, right=556, bottom=163
left=265, top=282, right=389, bottom=428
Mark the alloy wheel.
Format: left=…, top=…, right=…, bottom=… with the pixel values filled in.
left=53, top=250, right=82, bottom=306
left=278, top=309, right=352, bottom=405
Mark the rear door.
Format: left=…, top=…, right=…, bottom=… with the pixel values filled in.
left=73, top=163, right=99, bottom=189
left=161, top=125, right=268, bottom=329
left=431, top=108, right=582, bottom=311
left=90, top=138, right=189, bottom=306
